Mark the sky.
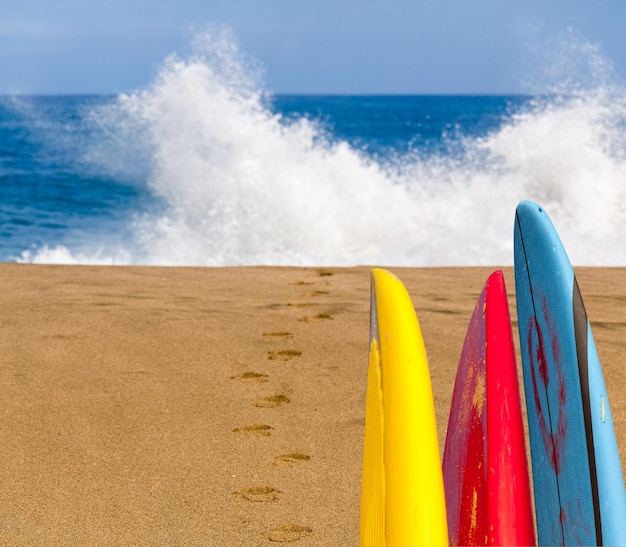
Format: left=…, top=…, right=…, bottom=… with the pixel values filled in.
left=1, top=0, right=626, bottom=95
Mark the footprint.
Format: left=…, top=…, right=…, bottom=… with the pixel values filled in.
left=272, top=453, right=311, bottom=467
left=317, top=270, right=333, bottom=277
left=308, top=290, right=330, bottom=297
left=232, top=424, right=273, bottom=437
left=233, top=486, right=282, bottom=502
left=287, top=302, right=318, bottom=308
left=263, top=331, right=293, bottom=339
left=231, top=371, right=269, bottom=383
left=267, top=525, right=313, bottom=542
left=297, top=313, right=334, bottom=323
left=254, top=394, right=291, bottom=408
left=289, top=281, right=314, bottom=286
left=267, top=350, right=302, bottom=361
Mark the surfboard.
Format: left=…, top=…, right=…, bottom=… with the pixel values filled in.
left=514, top=200, right=626, bottom=546
left=442, top=270, right=536, bottom=546
left=360, top=268, right=448, bottom=547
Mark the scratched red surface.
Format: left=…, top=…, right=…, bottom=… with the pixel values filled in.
left=444, top=271, right=535, bottom=546
left=443, top=286, right=489, bottom=546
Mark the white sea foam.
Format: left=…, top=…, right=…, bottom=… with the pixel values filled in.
left=22, top=26, right=626, bottom=266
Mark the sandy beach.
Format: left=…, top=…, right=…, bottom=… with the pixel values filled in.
left=0, top=264, right=624, bottom=545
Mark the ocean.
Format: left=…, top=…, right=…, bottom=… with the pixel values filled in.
left=2, top=38, right=626, bottom=266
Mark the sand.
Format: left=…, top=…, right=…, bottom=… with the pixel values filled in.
left=0, top=264, right=624, bottom=545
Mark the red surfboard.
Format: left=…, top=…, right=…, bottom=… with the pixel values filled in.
left=442, top=270, right=535, bottom=546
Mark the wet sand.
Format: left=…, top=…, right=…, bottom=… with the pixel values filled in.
left=0, top=264, right=624, bottom=544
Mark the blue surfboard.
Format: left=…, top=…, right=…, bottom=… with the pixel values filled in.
left=514, top=200, right=626, bottom=546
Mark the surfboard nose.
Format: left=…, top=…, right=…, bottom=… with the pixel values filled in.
left=515, top=200, right=544, bottom=227
left=515, top=200, right=574, bottom=274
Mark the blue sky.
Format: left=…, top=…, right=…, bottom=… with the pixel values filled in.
left=1, top=0, right=625, bottom=95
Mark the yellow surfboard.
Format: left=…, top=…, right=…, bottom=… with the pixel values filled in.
left=360, top=268, right=448, bottom=547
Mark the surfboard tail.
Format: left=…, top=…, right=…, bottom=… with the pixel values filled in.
left=360, top=268, right=448, bottom=547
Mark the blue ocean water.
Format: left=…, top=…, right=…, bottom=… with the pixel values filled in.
left=0, top=95, right=149, bottom=261
left=2, top=33, right=626, bottom=266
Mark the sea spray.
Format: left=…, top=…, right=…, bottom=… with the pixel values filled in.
left=17, top=26, right=626, bottom=266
